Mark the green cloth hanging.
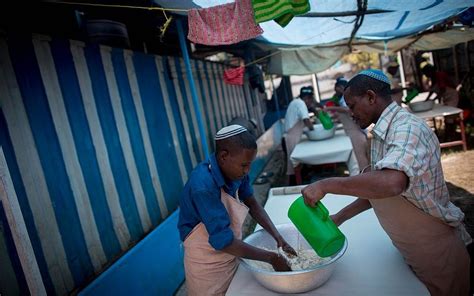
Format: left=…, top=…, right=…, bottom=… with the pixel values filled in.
left=252, top=0, right=310, bottom=27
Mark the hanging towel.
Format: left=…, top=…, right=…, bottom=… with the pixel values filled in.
left=188, top=0, right=263, bottom=46
left=252, top=0, right=310, bottom=27
left=224, top=66, right=245, bottom=85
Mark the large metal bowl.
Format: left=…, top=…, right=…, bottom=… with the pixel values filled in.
left=240, top=223, right=348, bottom=294
left=305, top=124, right=336, bottom=141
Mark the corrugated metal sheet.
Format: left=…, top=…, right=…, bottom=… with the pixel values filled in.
left=0, top=34, right=257, bottom=295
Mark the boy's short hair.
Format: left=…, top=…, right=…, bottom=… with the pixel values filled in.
left=215, top=127, right=257, bottom=154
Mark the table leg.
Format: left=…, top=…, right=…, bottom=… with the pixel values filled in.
left=439, top=113, right=468, bottom=151
left=432, top=118, right=438, bottom=134
left=459, top=112, right=467, bottom=151
left=295, top=165, right=303, bottom=185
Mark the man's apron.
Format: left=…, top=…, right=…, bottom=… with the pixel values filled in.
left=367, top=106, right=469, bottom=295
left=183, top=188, right=249, bottom=296
left=285, top=121, right=305, bottom=175
left=370, top=196, right=469, bottom=296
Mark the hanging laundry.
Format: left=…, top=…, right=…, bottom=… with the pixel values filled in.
left=252, top=0, right=310, bottom=27
left=188, top=0, right=263, bottom=46
left=224, top=66, right=245, bottom=85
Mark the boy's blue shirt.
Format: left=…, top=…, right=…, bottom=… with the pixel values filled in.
left=178, top=153, right=253, bottom=250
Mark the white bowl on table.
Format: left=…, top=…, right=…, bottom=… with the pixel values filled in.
left=408, top=100, right=434, bottom=112
left=304, top=124, right=336, bottom=141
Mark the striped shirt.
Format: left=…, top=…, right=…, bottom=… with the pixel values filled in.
left=371, top=102, right=471, bottom=245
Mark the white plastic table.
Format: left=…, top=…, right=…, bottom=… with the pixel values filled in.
left=226, top=186, right=429, bottom=296
left=407, top=104, right=467, bottom=151
left=290, top=129, right=359, bottom=183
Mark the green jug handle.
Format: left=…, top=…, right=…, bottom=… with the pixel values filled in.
left=316, top=202, right=329, bottom=220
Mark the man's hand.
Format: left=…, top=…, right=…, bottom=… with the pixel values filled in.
left=301, top=181, right=326, bottom=207
left=277, top=238, right=297, bottom=257
left=270, top=253, right=292, bottom=272
left=330, top=213, right=344, bottom=226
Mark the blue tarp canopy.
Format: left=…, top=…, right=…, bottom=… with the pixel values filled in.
left=155, top=0, right=473, bottom=46
left=155, top=0, right=474, bottom=74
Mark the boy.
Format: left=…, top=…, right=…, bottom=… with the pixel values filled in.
left=178, top=125, right=295, bottom=295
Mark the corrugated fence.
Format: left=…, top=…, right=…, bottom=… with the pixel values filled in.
left=0, top=34, right=261, bottom=295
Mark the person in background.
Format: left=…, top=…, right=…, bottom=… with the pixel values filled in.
left=178, top=125, right=295, bottom=295
left=283, top=86, right=315, bottom=185
left=327, top=77, right=349, bottom=107
left=422, top=64, right=459, bottom=107
left=386, top=61, right=404, bottom=106
left=228, top=116, right=259, bottom=138
left=422, top=64, right=460, bottom=140
left=302, top=69, right=471, bottom=296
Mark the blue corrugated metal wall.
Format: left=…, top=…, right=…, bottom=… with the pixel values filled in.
left=0, top=34, right=259, bottom=295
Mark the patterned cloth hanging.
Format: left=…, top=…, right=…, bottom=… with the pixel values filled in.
left=251, top=0, right=310, bottom=27
left=187, top=0, right=263, bottom=46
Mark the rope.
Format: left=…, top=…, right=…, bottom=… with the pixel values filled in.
left=42, top=0, right=190, bottom=12
left=347, top=0, right=367, bottom=51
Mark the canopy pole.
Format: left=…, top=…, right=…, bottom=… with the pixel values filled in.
left=452, top=46, right=459, bottom=85
left=397, top=50, right=407, bottom=98
left=270, top=75, right=281, bottom=121
left=312, top=74, right=321, bottom=103
left=176, top=19, right=210, bottom=158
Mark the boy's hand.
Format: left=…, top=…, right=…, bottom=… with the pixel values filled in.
left=277, top=238, right=297, bottom=257
left=270, top=253, right=292, bottom=272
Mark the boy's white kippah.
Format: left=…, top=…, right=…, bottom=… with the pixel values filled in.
left=215, top=125, right=247, bottom=140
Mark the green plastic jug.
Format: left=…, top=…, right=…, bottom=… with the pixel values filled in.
left=288, top=196, right=345, bottom=257
left=403, top=88, right=419, bottom=104
left=317, top=111, right=334, bottom=130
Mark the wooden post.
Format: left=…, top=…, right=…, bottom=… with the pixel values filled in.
left=312, top=74, right=321, bottom=103
left=452, top=46, right=459, bottom=85
left=176, top=19, right=210, bottom=157
left=397, top=50, right=408, bottom=98
left=0, top=148, right=46, bottom=295
left=270, top=75, right=281, bottom=121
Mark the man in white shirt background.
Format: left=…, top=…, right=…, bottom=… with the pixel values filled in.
left=283, top=86, right=316, bottom=184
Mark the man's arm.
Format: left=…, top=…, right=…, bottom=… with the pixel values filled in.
left=302, top=169, right=408, bottom=207
left=330, top=198, right=371, bottom=226
left=244, top=196, right=297, bottom=256
left=303, top=118, right=314, bottom=130
left=324, top=106, right=349, bottom=113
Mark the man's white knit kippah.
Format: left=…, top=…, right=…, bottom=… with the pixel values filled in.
left=215, top=124, right=247, bottom=140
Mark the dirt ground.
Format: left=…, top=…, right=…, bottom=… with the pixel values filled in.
left=441, top=150, right=474, bottom=237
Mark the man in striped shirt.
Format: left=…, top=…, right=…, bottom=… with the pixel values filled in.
left=302, top=69, right=471, bottom=296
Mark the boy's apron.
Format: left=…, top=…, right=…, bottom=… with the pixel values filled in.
left=368, top=105, right=469, bottom=296
left=183, top=188, right=249, bottom=296
left=370, top=196, right=469, bottom=296
left=285, top=120, right=305, bottom=175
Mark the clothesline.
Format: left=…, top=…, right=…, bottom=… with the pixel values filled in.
left=41, top=0, right=355, bottom=72
left=42, top=0, right=284, bottom=68
left=42, top=0, right=190, bottom=12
